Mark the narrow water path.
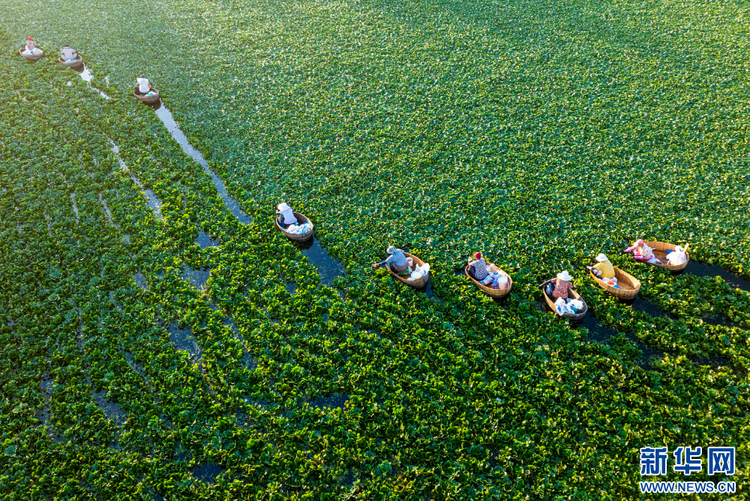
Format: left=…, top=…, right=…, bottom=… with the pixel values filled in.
left=150, top=103, right=251, bottom=224
left=74, top=65, right=111, bottom=99
left=293, top=237, right=345, bottom=287
left=684, top=261, right=750, bottom=293
left=577, top=314, right=664, bottom=370
left=109, top=139, right=164, bottom=220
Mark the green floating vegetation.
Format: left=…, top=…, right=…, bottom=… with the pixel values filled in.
left=1, top=0, right=750, bottom=498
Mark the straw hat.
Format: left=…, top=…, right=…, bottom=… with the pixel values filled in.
left=674, top=246, right=684, bottom=253
left=557, top=270, right=572, bottom=281
left=634, top=239, right=645, bottom=246
left=387, top=245, right=396, bottom=255
left=277, top=202, right=291, bottom=212
left=596, top=253, right=608, bottom=262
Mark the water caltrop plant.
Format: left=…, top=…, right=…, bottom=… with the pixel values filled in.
left=1, top=0, right=750, bottom=498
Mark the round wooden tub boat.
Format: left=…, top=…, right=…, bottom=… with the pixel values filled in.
left=133, top=87, right=160, bottom=104
left=58, top=55, right=83, bottom=68
left=275, top=212, right=314, bottom=241
left=466, top=263, right=512, bottom=299
left=589, top=266, right=641, bottom=300
left=389, top=252, right=429, bottom=288
left=643, top=240, right=690, bottom=272
left=19, top=48, right=43, bottom=61
left=542, top=283, right=587, bottom=320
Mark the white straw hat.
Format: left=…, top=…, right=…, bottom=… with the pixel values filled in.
left=557, top=270, right=572, bottom=281
left=596, top=254, right=608, bottom=262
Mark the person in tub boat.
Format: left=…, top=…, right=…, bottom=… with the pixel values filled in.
left=623, top=239, right=662, bottom=265
left=23, top=36, right=43, bottom=56
left=135, top=74, right=154, bottom=96
left=666, top=246, right=688, bottom=266
left=373, top=246, right=413, bottom=274
left=276, top=203, right=298, bottom=228
left=60, top=44, right=78, bottom=62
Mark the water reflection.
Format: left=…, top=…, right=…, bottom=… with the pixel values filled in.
left=577, top=314, right=665, bottom=370
left=110, top=139, right=164, bottom=220
left=308, top=393, right=349, bottom=410
left=182, top=265, right=210, bottom=290
left=74, top=64, right=111, bottom=99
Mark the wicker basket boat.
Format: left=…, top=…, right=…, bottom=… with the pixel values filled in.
left=389, top=252, right=429, bottom=288
left=19, top=48, right=43, bottom=61
left=542, top=282, right=587, bottom=320
left=275, top=212, right=314, bottom=241
left=642, top=240, right=690, bottom=272
left=466, top=263, right=512, bottom=298
left=589, top=266, right=641, bottom=300
left=58, top=55, right=83, bottom=68
left=133, top=87, right=160, bottom=104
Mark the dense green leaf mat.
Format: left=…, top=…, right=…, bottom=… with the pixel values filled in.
left=2, top=0, right=750, bottom=498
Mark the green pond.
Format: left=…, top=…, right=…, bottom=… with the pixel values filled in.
left=1, top=0, right=749, bottom=498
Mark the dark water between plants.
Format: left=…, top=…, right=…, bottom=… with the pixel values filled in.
left=308, top=393, right=349, bottom=410
left=577, top=314, right=664, bottom=370
left=168, top=323, right=203, bottom=365
left=182, top=265, right=210, bottom=290
left=196, top=230, right=218, bottom=248
left=149, top=103, right=252, bottom=225
left=294, top=237, right=346, bottom=287
left=684, top=261, right=750, bottom=292
left=193, top=463, right=224, bottom=483
left=134, top=272, right=147, bottom=290
left=93, top=389, right=126, bottom=426
left=224, top=317, right=257, bottom=369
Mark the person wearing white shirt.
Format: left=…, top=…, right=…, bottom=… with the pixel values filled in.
left=276, top=203, right=298, bottom=228
left=135, top=75, right=151, bottom=95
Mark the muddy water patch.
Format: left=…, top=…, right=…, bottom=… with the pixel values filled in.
left=152, top=104, right=251, bottom=224
left=684, top=261, right=750, bottom=293
left=294, top=238, right=345, bottom=287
